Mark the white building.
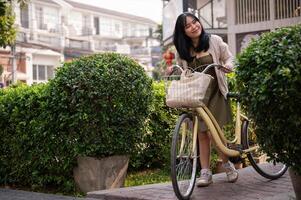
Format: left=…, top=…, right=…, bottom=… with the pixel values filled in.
left=163, top=0, right=301, bottom=54
left=1, top=0, right=161, bottom=86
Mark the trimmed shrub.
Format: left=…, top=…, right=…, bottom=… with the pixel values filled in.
left=0, top=84, right=53, bottom=188
left=46, top=52, right=153, bottom=158
left=235, top=25, right=301, bottom=174
left=129, top=81, right=179, bottom=170
left=0, top=52, right=153, bottom=193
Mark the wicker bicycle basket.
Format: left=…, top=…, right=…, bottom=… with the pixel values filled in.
left=163, top=71, right=212, bottom=108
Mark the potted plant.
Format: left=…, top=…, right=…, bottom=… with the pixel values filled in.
left=47, top=52, right=153, bottom=193
left=0, top=53, right=153, bottom=194
left=235, top=25, right=301, bottom=199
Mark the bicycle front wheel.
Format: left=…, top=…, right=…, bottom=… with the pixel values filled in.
left=241, top=120, right=288, bottom=179
left=171, top=113, right=197, bottom=200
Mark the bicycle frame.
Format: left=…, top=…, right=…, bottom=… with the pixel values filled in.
left=170, top=63, right=259, bottom=158
left=187, top=102, right=259, bottom=158
left=170, top=64, right=288, bottom=200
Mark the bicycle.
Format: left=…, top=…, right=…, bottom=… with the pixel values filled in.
left=163, top=63, right=288, bottom=200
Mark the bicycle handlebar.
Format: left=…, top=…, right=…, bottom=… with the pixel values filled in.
left=198, top=63, right=223, bottom=74
left=169, top=63, right=230, bottom=76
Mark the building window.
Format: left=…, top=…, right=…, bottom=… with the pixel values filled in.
left=132, top=25, right=149, bottom=37
left=36, top=6, right=45, bottom=29
left=100, top=17, right=113, bottom=36
left=198, top=0, right=227, bottom=28
left=115, top=24, right=120, bottom=33
left=35, top=5, right=59, bottom=31
left=123, top=22, right=131, bottom=37
left=94, top=17, right=99, bottom=35
left=20, top=4, right=29, bottom=28
left=33, top=64, right=54, bottom=83
left=70, top=11, right=82, bottom=35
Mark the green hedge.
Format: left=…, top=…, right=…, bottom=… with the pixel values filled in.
left=236, top=25, right=301, bottom=174
left=46, top=53, right=153, bottom=158
left=0, top=53, right=153, bottom=193
left=0, top=84, right=62, bottom=189
left=129, top=81, right=179, bottom=170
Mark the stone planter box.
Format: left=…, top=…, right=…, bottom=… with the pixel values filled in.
left=73, top=155, right=129, bottom=193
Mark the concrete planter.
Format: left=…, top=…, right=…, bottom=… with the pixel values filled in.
left=289, top=168, right=301, bottom=200
left=73, top=155, right=129, bottom=193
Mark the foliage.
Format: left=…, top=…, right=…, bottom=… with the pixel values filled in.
left=47, top=52, right=153, bottom=158
left=0, top=2, right=16, bottom=47
left=152, top=60, right=167, bottom=81
left=0, top=52, right=153, bottom=193
left=153, top=46, right=177, bottom=81
left=0, top=64, right=3, bottom=76
left=153, top=24, right=163, bottom=44
left=0, top=1, right=5, bottom=16
left=129, top=81, right=179, bottom=170
left=0, top=84, right=66, bottom=190
left=0, top=0, right=29, bottom=47
left=125, top=168, right=170, bottom=187
left=235, top=25, right=301, bottom=174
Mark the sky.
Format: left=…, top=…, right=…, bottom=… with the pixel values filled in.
left=69, top=0, right=163, bottom=23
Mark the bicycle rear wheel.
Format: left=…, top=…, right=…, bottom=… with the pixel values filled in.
left=171, top=113, right=197, bottom=200
left=241, top=120, right=288, bottom=179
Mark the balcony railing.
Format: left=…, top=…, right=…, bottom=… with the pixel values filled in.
left=130, top=47, right=150, bottom=55
left=81, top=27, right=93, bottom=36
left=68, top=39, right=90, bottom=50
left=275, top=0, right=301, bottom=19
left=37, top=35, right=61, bottom=47
left=16, top=32, right=27, bottom=43
left=235, top=0, right=301, bottom=24
left=235, top=0, right=270, bottom=24
left=95, top=44, right=117, bottom=52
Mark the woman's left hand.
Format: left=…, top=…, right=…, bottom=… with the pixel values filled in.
left=219, top=65, right=233, bottom=73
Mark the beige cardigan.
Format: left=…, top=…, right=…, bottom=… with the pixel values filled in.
left=176, top=34, right=234, bottom=99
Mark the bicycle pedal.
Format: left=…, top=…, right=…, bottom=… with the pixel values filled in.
left=227, top=144, right=243, bottom=152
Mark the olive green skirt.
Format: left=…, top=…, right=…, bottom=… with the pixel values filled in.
left=188, top=55, right=232, bottom=132
left=198, top=76, right=232, bottom=132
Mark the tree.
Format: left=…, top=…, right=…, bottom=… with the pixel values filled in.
left=0, top=0, right=28, bottom=47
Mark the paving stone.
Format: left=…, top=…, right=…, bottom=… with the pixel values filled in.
left=88, top=166, right=295, bottom=200
left=0, top=166, right=296, bottom=200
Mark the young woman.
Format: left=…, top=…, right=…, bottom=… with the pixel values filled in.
left=173, top=12, right=238, bottom=187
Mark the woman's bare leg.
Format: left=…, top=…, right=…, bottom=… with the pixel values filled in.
left=197, top=131, right=213, bottom=187
left=198, top=131, right=211, bottom=168
left=216, top=148, right=229, bottom=164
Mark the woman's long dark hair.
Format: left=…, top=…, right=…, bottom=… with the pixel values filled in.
left=173, top=12, right=210, bottom=62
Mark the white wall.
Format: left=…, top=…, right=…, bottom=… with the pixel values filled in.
left=32, top=54, right=61, bottom=66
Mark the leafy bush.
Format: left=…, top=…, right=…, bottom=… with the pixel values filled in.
left=129, top=82, right=179, bottom=170
left=0, top=64, right=3, bottom=76
left=47, top=52, right=153, bottom=157
left=0, top=52, right=153, bottom=193
left=0, top=84, right=54, bottom=188
left=0, top=3, right=16, bottom=47
left=236, top=25, right=301, bottom=174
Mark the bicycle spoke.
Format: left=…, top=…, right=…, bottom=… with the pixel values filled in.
left=171, top=113, right=197, bottom=200
left=242, top=120, right=287, bottom=179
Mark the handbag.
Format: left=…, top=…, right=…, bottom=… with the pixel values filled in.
left=166, top=70, right=213, bottom=108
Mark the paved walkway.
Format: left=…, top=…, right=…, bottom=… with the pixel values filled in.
left=0, top=166, right=296, bottom=200
left=88, top=166, right=295, bottom=200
